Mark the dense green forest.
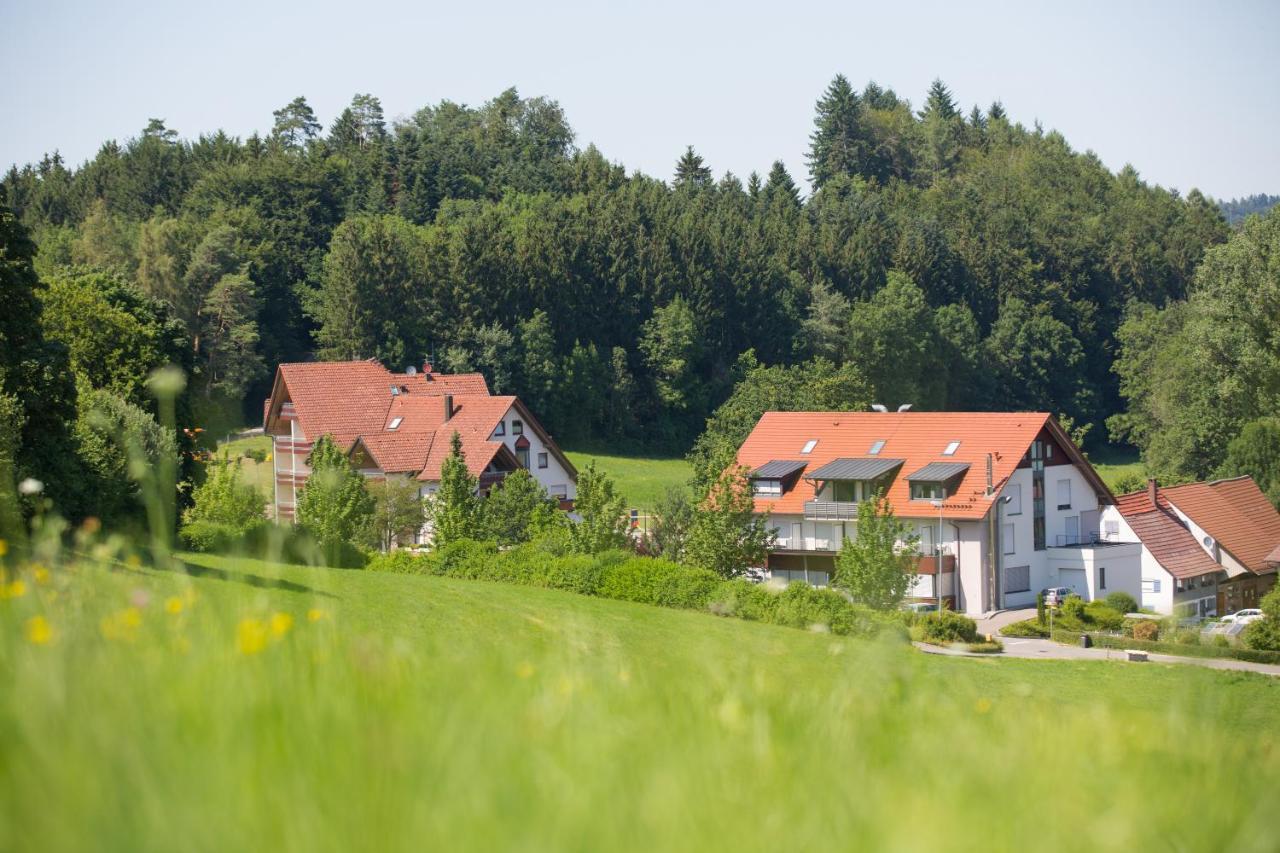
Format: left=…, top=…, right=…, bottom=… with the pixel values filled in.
left=1219, top=194, right=1279, bottom=225
left=3, top=76, right=1279, bottom=518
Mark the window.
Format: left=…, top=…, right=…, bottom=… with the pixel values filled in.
left=1200, top=573, right=1214, bottom=588
left=1099, top=566, right=1106, bottom=590
left=512, top=420, right=523, bottom=435
left=868, top=439, right=885, bottom=456
left=752, top=479, right=782, bottom=497
left=1003, top=523, right=1015, bottom=554
left=919, top=524, right=935, bottom=555
left=1006, top=483, right=1022, bottom=515
left=494, top=421, right=505, bottom=436
left=549, top=485, right=568, bottom=498
left=1104, top=519, right=1120, bottom=540
left=1065, top=515, right=1079, bottom=545
left=516, top=448, right=529, bottom=468
left=537, top=452, right=548, bottom=469
left=800, top=439, right=818, bottom=455
left=942, top=440, right=960, bottom=456
left=910, top=481, right=944, bottom=501
left=387, top=417, right=403, bottom=430
left=1005, top=565, right=1031, bottom=594
left=1057, top=479, right=1071, bottom=510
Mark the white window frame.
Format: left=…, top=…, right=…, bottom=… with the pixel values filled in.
left=512, top=420, right=523, bottom=435
left=752, top=479, right=782, bottom=497
left=387, top=417, right=403, bottom=430
left=537, top=451, right=548, bottom=469
left=1057, top=478, right=1072, bottom=510
left=943, top=440, right=961, bottom=456
left=868, top=439, right=885, bottom=455
left=1006, top=483, right=1022, bottom=516
left=800, top=439, right=818, bottom=455
left=494, top=421, right=505, bottom=436
left=1003, top=523, right=1015, bottom=555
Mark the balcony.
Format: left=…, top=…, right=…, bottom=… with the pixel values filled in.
left=914, top=554, right=956, bottom=574
left=1052, top=531, right=1132, bottom=548
left=803, top=500, right=859, bottom=520
left=773, top=536, right=835, bottom=553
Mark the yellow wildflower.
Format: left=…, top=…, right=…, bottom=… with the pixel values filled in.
left=265, top=453, right=272, bottom=462
left=2, top=579, right=27, bottom=599
left=165, top=596, right=184, bottom=615
left=269, top=612, right=293, bottom=636
left=33, top=565, right=51, bottom=585
left=306, top=608, right=327, bottom=622
left=25, top=615, right=53, bottom=645
left=100, top=607, right=142, bottom=642
left=237, top=618, right=268, bottom=655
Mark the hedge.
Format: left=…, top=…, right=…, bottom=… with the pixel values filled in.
left=179, top=519, right=367, bottom=568
left=1084, top=634, right=1280, bottom=665
left=366, top=540, right=900, bottom=640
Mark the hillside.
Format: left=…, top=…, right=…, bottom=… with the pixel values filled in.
left=3, top=553, right=1276, bottom=851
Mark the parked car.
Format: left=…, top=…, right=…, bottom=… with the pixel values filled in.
left=1041, top=587, right=1073, bottom=607
left=1221, top=608, right=1264, bottom=625
left=903, top=602, right=940, bottom=614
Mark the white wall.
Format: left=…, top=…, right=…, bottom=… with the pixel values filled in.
left=1099, top=505, right=1175, bottom=613
left=491, top=407, right=576, bottom=500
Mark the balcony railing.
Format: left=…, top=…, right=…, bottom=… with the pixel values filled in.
left=914, top=554, right=956, bottom=574
left=773, top=536, right=835, bottom=552
left=1051, top=531, right=1127, bottom=548
left=803, top=500, right=859, bottom=520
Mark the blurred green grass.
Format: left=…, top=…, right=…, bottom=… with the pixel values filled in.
left=2, top=551, right=1277, bottom=851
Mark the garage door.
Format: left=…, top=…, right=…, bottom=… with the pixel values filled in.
left=1059, top=568, right=1087, bottom=599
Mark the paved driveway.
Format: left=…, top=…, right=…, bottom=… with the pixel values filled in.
left=920, top=636, right=1280, bottom=677
left=973, top=608, right=1037, bottom=637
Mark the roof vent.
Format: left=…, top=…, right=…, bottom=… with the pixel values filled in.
left=871, top=404, right=888, bottom=413
left=390, top=385, right=400, bottom=396
left=405, top=365, right=417, bottom=375
left=443, top=394, right=455, bottom=422
left=897, top=403, right=913, bottom=412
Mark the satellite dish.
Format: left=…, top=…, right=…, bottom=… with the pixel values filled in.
left=405, top=365, right=417, bottom=375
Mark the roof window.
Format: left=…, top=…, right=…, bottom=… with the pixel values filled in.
left=800, top=439, right=818, bottom=455
left=942, top=441, right=960, bottom=456
left=868, top=439, right=885, bottom=456
left=387, top=417, right=403, bottom=430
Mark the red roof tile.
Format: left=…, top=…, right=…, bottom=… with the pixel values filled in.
left=1158, top=477, right=1280, bottom=575
left=735, top=411, right=1096, bottom=520
left=1115, top=491, right=1222, bottom=580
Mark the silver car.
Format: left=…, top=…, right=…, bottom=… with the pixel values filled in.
left=1222, top=608, right=1264, bottom=625
left=1042, top=586, right=1073, bottom=607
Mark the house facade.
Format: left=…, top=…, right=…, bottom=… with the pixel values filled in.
left=1103, top=477, right=1279, bottom=617
left=735, top=411, right=1137, bottom=617
left=262, top=360, right=576, bottom=543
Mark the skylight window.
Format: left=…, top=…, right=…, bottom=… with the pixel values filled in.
left=868, top=440, right=886, bottom=456
left=800, top=439, right=818, bottom=455
left=388, top=417, right=403, bottom=430
left=942, top=441, right=960, bottom=456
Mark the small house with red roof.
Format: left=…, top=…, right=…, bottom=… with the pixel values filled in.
left=263, top=359, right=576, bottom=544
left=735, top=411, right=1138, bottom=616
left=1104, top=477, right=1279, bottom=616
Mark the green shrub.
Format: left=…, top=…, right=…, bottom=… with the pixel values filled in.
left=1133, top=620, right=1159, bottom=642
left=708, top=579, right=779, bottom=622
left=1242, top=618, right=1280, bottom=652
left=1083, top=601, right=1124, bottom=631
left=1036, top=592, right=1046, bottom=625
left=1104, top=591, right=1138, bottom=615
left=245, top=448, right=268, bottom=464
left=999, top=618, right=1050, bottom=638
left=919, top=611, right=979, bottom=644
left=598, top=558, right=720, bottom=609
left=965, top=639, right=1004, bottom=654
left=1086, top=634, right=1280, bottom=665
left=1060, top=594, right=1086, bottom=623
left=1212, top=634, right=1231, bottom=648
left=366, top=550, right=426, bottom=574
left=178, top=519, right=246, bottom=553
left=1173, top=628, right=1200, bottom=645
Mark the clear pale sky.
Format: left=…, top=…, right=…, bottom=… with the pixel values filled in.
left=2, top=0, right=1277, bottom=199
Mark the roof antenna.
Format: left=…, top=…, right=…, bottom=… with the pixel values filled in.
left=897, top=403, right=913, bottom=412
left=871, top=404, right=888, bottom=413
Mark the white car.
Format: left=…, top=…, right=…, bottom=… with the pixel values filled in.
left=1221, top=609, right=1264, bottom=625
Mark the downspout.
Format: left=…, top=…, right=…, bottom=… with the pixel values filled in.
left=986, top=453, right=997, bottom=613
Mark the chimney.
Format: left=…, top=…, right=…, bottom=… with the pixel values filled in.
left=985, top=454, right=994, bottom=496
left=1148, top=477, right=1158, bottom=508
left=443, top=394, right=454, bottom=422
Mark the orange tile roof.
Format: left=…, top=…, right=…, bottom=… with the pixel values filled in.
left=736, top=411, right=1077, bottom=520
left=1158, top=477, right=1280, bottom=575
left=1114, top=491, right=1222, bottom=580
left=347, top=396, right=516, bottom=479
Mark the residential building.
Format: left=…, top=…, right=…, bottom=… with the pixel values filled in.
left=262, top=360, right=576, bottom=542
left=736, top=411, right=1132, bottom=616
left=1104, top=477, right=1279, bottom=617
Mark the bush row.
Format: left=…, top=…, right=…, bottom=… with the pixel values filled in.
left=367, top=540, right=901, bottom=640
left=179, top=520, right=368, bottom=569
left=1085, top=634, right=1280, bottom=665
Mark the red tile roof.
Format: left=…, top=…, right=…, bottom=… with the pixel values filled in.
left=1158, top=477, right=1280, bottom=575
left=735, top=411, right=1100, bottom=520
left=1114, top=491, right=1222, bottom=580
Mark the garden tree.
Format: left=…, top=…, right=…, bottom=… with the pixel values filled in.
left=308, top=214, right=426, bottom=365
left=808, top=74, right=864, bottom=188
left=1242, top=585, right=1280, bottom=652
left=429, top=432, right=482, bottom=546
left=481, top=468, right=559, bottom=546
left=567, top=460, right=629, bottom=554
left=845, top=270, right=946, bottom=410
left=645, top=486, right=695, bottom=561
left=0, top=209, right=84, bottom=516
left=684, top=466, right=773, bottom=578
left=296, top=435, right=374, bottom=551
left=688, top=354, right=872, bottom=491
left=1218, top=419, right=1280, bottom=507
left=271, top=97, right=322, bottom=150
left=182, top=455, right=265, bottom=529
left=74, top=386, right=179, bottom=527
left=365, top=477, right=425, bottom=552
left=39, top=269, right=190, bottom=408
left=833, top=494, right=919, bottom=610
left=673, top=146, right=712, bottom=189
left=1113, top=207, right=1279, bottom=480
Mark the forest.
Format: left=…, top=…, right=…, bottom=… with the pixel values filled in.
left=3, top=76, right=1279, bottom=519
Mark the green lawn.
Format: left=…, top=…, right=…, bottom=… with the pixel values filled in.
left=564, top=449, right=691, bottom=510
left=215, top=432, right=274, bottom=498
left=1090, top=445, right=1145, bottom=493
left=2, top=550, right=1277, bottom=850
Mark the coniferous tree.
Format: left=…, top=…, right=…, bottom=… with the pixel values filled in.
left=271, top=96, right=322, bottom=149
left=567, top=460, right=629, bottom=554
left=429, top=431, right=482, bottom=546
left=673, top=146, right=712, bottom=189
left=808, top=74, right=864, bottom=188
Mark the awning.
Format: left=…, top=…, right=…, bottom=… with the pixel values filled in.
left=806, top=457, right=905, bottom=481
left=751, top=460, right=808, bottom=479
left=905, top=462, right=971, bottom=482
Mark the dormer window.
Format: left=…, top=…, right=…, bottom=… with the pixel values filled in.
left=800, top=439, right=818, bottom=455
left=868, top=440, right=885, bottom=456
left=752, top=479, right=782, bottom=497
left=942, top=441, right=960, bottom=456
left=387, top=417, right=403, bottom=430
left=494, top=421, right=505, bottom=437
left=512, top=420, right=524, bottom=435
left=911, top=482, right=945, bottom=501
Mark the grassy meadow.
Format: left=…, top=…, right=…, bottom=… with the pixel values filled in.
left=563, top=449, right=692, bottom=509
left=2, top=547, right=1278, bottom=852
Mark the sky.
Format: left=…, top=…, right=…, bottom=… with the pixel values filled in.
left=2, top=0, right=1277, bottom=200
